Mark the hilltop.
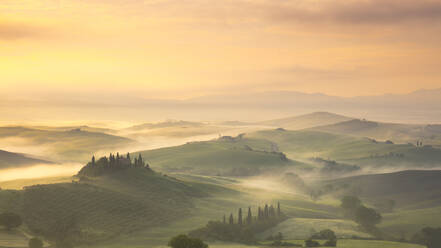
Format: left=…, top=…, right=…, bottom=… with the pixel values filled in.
left=311, top=119, right=441, bottom=148
left=134, top=135, right=310, bottom=176
left=260, top=112, right=352, bottom=130
left=0, top=149, right=52, bottom=169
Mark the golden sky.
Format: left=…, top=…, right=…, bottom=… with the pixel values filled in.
left=1, top=0, right=441, bottom=98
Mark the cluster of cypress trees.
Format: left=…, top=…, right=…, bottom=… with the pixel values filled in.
left=189, top=203, right=286, bottom=244
left=78, top=153, right=150, bottom=177
left=224, top=202, right=283, bottom=226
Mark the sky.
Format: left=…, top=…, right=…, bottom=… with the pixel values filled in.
left=1, top=0, right=441, bottom=99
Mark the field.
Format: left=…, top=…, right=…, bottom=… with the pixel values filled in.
left=380, top=206, right=441, bottom=239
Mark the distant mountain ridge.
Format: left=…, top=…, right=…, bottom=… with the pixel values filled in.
left=2, top=88, right=441, bottom=123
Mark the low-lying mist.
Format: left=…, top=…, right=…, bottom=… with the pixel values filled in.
left=0, top=163, right=82, bottom=182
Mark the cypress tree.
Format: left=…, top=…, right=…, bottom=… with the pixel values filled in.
left=223, top=215, right=226, bottom=224
left=229, top=213, right=234, bottom=225
left=238, top=208, right=243, bottom=226
left=91, top=155, right=95, bottom=165
left=277, top=202, right=281, bottom=217
left=247, top=207, right=252, bottom=225
left=138, top=154, right=144, bottom=167
left=264, top=204, right=269, bottom=219
left=269, top=205, right=275, bottom=218
left=258, top=207, right=263, bottom=221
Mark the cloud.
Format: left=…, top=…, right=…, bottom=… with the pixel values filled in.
left=265, top=0, right=441, bottom=26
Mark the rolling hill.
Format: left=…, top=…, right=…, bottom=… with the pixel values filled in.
left=260, top=112, right=353, bottom=130
left=123, top=120, right=230, bottom=138
left=125, top=120, right=205, bottom=132
left=0, top=126, right=134, bottom=162
left=323, top=170, right=441, bottom=209
left=247, top=129, right=441, bottom=168
left=0, top=167, right=207, bottom=245
left=318, top=170, right=441, bottom=239
left=311, top=119, right=441, bottom=148
left=0, top=149, right=52, bottom=169
left=134, top=136, right=311, bottom=176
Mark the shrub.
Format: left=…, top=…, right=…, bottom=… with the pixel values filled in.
left=304, top=239, right=320, bottom=247
left=311, top=229, right=336, bottom=240
left=28, top=238, right=44, bottom=248
left=168, top=234, right=208, bottom=248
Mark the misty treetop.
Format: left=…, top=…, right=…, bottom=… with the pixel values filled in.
left=78, top=153, right=151, bottom=177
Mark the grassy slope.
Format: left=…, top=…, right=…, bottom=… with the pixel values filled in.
left=76, top=173, right=342, bottom=248
left=324, top=170, right=441, bottom=209
left=319, top=170, right=441, bottom=239
left=311, top=119, right=441, bottom=148
left=0, top=126, right=134, bottom=162
left=135, top=137, right=310, bottom=175
left=259, top=217, right=371, bottom=240
left=0, top=150, right=52, bottom=169
left=380, top=206, right=441, bottom=239
left=1, top=169, right=426, bottom=248
left=0, top=168, right=207, bottom=244
left=247, top=129, right=441, bottom=167
left=260, top=112, right=353, bottom=130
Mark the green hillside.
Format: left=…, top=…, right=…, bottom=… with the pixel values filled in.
left=312, top=119, right=441, bottom=148
left=135, top=136, right=310, bottom=176
left=258, top=217, right=371, bottom=240
left=260, top=112, right=353, bottom=130
left=313, top=170, right=441, bottom=239
left=247, top=129, right=441, bottom=168
left=0, top=167, right=207, bottom=245
left=0, top=149, right=52, bottom=169
left=322, top=170, right=441, bottom=209
left=0, top=126, right=134, bottom=162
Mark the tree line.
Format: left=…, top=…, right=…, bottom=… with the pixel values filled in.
left=189, top=203, right=286, bottom=244
left=78, top=153, right=150, bottom=177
